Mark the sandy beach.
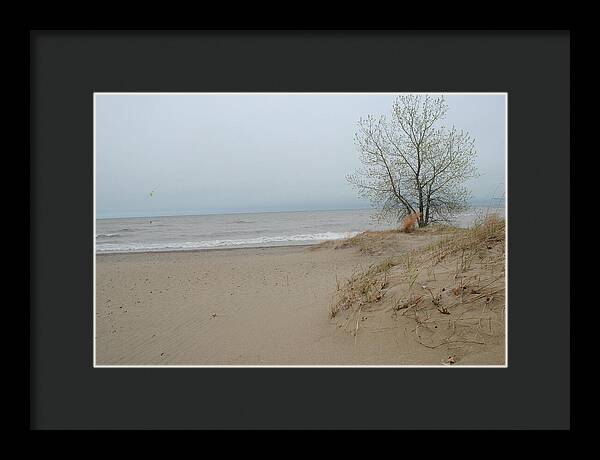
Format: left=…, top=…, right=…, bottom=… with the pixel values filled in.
left=96, top=244, right=372, bottom=365
left=96, top=222, right=506, bottom=366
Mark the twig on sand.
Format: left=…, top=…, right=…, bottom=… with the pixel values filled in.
left=368, top=326, right=402, bottom=333
left=414, top=338, right=485, bottom=349
left=354, top=306, right=363, bottom=347
left=444, top=287, right=504, bottom=311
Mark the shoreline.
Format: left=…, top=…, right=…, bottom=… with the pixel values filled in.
left=95, top=242, right=320, bottom=256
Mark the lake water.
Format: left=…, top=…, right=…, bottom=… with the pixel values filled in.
left=96, top=206, right=505, bottom=253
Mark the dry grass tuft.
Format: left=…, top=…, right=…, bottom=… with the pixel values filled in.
left=422, top=213, right=505, bottom=265
left=329, top=258, right=396, bottom=318
left=400, top=212, right=420, bottom=233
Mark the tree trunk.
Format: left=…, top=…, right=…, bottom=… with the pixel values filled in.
left=423, top=188, right=432, bottom=226
left=418, top=190, right=424, bottom=227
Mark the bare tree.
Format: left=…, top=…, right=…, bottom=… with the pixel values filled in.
left=347, top=95, right=478, bottom=227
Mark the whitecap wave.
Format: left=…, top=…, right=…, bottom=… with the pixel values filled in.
left=96, top=233, right=121, bottom=238
left=96, top=231, right=359, bottom=253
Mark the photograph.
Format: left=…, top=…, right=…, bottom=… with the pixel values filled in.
left=31, top=29, right=571, bottom=430
left=94, top=92, right=507, bottom=367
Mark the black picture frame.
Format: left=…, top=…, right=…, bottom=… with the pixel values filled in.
left=30, top=30, right=570, bottom=430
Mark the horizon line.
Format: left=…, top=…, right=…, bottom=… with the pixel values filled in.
left=96, top=201, right=505, bottom=220
left=96, top=206, right=375, bottom=220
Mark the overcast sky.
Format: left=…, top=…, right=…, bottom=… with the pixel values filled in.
left=96, top=93, right=506, bottom=218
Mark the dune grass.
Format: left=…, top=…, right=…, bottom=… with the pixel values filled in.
left=329, top=214, right=506, bottom=336
left=329, top=258, right=397, bottom=318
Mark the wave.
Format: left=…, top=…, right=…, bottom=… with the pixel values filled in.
left=96, top=231, right=359, bottom=253
left=96, top=233, right=121, bottom=238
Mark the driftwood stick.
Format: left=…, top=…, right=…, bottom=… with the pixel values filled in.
left=354, top=306, right=363, bottom=347
left=415, top=338, right=485, bottom=349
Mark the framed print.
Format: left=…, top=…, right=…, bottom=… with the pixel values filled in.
left=30, top=30, right=570, bottom=430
